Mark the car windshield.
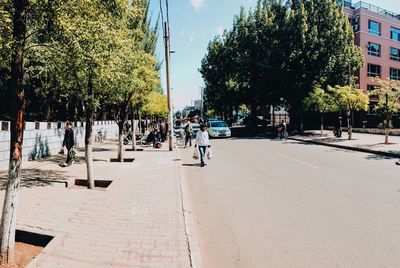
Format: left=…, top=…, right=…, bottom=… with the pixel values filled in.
left=192, top=125, right=200, bottom=129
left=211, top=121, right=228, bottom=128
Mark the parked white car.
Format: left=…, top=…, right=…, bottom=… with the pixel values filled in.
left=207, top=121, right=231, bottom=138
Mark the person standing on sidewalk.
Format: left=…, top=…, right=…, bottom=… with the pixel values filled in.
left=61, top=121, right=75, bottom=167
left=184, top=121, right=193, bottom=148
left=195, top=124, right=211, bottom=167
left=334, top=116, right=342, bottom=138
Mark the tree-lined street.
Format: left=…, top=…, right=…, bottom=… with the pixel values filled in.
left=181, top=138, right=400, bottom=267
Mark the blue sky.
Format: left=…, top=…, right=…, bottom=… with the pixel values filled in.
left=149, top=0, right=399, bottom=111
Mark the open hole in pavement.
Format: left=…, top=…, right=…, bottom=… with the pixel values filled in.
left=125, top=148, right=144, bottom=151
left=9, top=229, right=54, bottom=267
left=74, top=179, right=113, bottom=188
left=109, top=158, right=135, bottom=163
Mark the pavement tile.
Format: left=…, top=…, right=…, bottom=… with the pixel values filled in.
left=0, top=140, right=191, bottom=268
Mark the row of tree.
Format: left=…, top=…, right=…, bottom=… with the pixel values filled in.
left=200, top=0, right=363, bottom=130
left=304, top=78, right=400, bottom=143
left=0, top=0, right=166, bottom=263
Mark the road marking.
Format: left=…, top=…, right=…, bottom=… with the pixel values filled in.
left=276, top=153, right=319, bottom=169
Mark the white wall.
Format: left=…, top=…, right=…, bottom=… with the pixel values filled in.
left=0, top=121, right=118, bottom=168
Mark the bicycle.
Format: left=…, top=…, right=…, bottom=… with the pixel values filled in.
left=95, top=129, right=104, bottom=143
left=123, top=131, right=132, bottom=145
left=277, top=129, right=288, bottom=140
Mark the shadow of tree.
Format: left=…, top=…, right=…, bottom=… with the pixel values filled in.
left=33, top=154, right=85, bottom=165
left=0, top=169, right=69, bottom=189
left=29, top=133, right=51, bottom=161
left=76, top=147, right=113, bottom=152
left=365, top=154, right=396, bottom=160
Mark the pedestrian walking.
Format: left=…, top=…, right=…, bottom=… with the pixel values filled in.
left=141, top=120, right=146, bottom=134
left=61, top=121, right=75, bottom=167
left=334, top=116, right=342, bottom=138
left=194, top=124, right=211, bottom=167
left=160, top=121, right=167, bottom=142
left=184, top=121, right=193, bottom=147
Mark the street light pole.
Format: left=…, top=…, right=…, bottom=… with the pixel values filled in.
left=164, top=21, right=173, bottom=151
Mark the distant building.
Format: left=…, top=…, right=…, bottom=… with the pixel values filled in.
left=338, top=0, right=400, bottom=113
left=182, top=106, right=195, bottom=117
left=193, top=100, right=202, bottom=111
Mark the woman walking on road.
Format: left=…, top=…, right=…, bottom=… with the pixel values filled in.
left=195, top=124, right=211, bottom=167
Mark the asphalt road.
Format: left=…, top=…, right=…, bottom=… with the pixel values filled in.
left=180, top=138, right=400, bottom=268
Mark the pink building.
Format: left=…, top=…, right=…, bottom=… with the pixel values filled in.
left=340, top=1, right=400, bottom=112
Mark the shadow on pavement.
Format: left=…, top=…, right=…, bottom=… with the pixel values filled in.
left=0, top=169, right=69, bottom=189
left=34, top=154, right=85, bottom=165
left=182, top=163, right=202, bottom=167
left=77, top=147, right=114, bottom=152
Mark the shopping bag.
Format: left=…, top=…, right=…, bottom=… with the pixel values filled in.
left=69, top=148, right=77, bottom=161
left=193, top=147, right=199, bottom=160
left=207, top=147, right=213, bottom=160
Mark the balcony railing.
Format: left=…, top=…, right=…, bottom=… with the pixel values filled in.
left=353, top=1, right=399, bottom=21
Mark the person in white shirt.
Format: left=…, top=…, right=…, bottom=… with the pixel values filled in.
left=195, top=124, right=211, bottom=167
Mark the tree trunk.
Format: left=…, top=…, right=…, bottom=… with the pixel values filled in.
left=0, top=0, right=28, bottom=264
left=117, top=105, right=129, bottom=161
left=85, top=74, right=95, bottom=189
left=385, top=128, right=389, bottom=144
left=347, top=111, right=352, bottom=140
left=117, top=121, right=124, bottom=162
left=131, top=108, right=136, bottom=151
left=385, top=116, right=390, bottom=144
left=300, top=113, right=304, bottom=133
left=272, top=105, right=275, bottom=136
left=320, top=114, right=324, bottom=136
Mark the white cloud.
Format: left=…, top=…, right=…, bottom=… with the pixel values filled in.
left=190, top=0, right=204, bottom=11
left=213, top=26, right=226, bottom=36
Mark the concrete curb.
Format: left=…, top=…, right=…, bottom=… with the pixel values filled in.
left=289, top=137, right=400, bottom=158
left=175, top=146, right=202, bottom=268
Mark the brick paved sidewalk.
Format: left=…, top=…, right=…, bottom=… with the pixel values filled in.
left=0, top=140, right=192, bottom=267
left=290, top=130, right=400, bottom=157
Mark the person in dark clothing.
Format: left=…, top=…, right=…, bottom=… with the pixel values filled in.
left=141, top=120, right=146, bottom=134
left=62, top=121, right=75, bottom=167
left=160, top=121, right=167, bottom=142
left=334, top=117, right=342, bottom=138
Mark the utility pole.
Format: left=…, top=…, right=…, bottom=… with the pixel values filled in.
left=164, top=21, right=173, bottom=151
left=200, top=86, right=204, bottom=119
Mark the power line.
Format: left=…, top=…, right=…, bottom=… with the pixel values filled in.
left=159, top=0, right=164, bottom=23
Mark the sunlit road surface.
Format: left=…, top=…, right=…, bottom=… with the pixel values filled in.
left=180, top=138, right=400, bottom=268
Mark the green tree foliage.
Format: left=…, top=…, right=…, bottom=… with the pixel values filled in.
left=329, top=85, right=368, bottom=139
left=303, top=85, right=338, bottom=135
left=369, top=78, right=400, bottom=144
left=140, top=91, right=168, bottom=118
left=200, top=0, right=363, bottom=130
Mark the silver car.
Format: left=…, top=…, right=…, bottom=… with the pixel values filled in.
left=207, top=121, right=231, bottom=138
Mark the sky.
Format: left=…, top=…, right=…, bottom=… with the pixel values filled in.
left=149, top=0, right=400, bottom=111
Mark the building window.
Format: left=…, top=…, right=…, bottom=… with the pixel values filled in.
left=391, top=27, right=400, bottom=41
left=390, top=48, right=400, bottom=61
left=368, top=42, right=381, bottom=57
left=367, top=85, right=379, bottom=99
left=390, top=68, right=400, bottom=80
left=367, top=64, right=381, bottom=77
left=368, top=20, right=381, bottom=36
left=352, top=15, right=360, bottom=32
left=336, top=0, right=352, bottom=8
